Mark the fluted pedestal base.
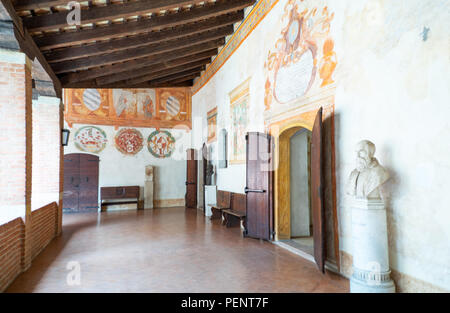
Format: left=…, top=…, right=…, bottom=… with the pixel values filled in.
left=350, top=198, right=395, bottom=293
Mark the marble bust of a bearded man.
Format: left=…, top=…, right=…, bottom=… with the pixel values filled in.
left=346, top=140, right=389, bottom=199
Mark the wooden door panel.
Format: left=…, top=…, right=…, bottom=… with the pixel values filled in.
left=245, top=132, right=273, bottom=240
left=63, top=154, right=80, bottom=211
left=185, top=149, right=197, bottom=208
left=79, top=154, right=99, bottom=211
left=311, top=107, right=325, bottom=273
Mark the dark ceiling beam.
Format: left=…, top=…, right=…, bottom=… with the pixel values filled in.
left=51, top=27, right=230, bottom=73
left=13, top=0, right=77, bottom=11
left=0, top=0, right=61, bottom=97
left=22, top=0, right=207, bottom=32
left=64, top=78, right=194, bottom=89
left=60, top=39, right=223, bottom=85
left=33, top=0, right=253, bottom=49
left=144, top=66, right=204, bottom=85
left=111, top=57, right=211, bottom=86
left=95, top=48, right=217, bottom=85
left=43, top=13, right=240, bottom=62
left=165, top=74, right=199, bottom=85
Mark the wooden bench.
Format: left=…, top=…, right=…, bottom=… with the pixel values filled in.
left=100, top=186, right=140, bottom=212
left=210, top=190, right=231, bottom=220
left=222, top=193, right=246, bottom=230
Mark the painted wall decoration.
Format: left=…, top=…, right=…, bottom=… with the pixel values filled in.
left=264, top=0, right=336, bottom=110
left=114, top=128, right=144, bottom=155
left=229, top=78, right=250, bottom=164
left=64, top=88, right=191, bottom=129
left=192, top=0, right=279, bottom=95
left=147, top=130, right=176, bottom=158
left=207, top=107, right=218, bottom=143
left=74, top=126, right=108, bottom=154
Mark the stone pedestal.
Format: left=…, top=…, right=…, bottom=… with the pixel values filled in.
left=350, top=198, right=395, bottom=293
left=204, top=185, right=217, bottom=217
left=144, top=165, right=154, bottom=209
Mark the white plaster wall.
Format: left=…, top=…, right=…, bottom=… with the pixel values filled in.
left=64, top=122, right=190, bottom=207
left=290, top=129, right=310, bottom=237
left=333, top=0, right=450, bottom=291
left=192, top=0, right=450, bottom=291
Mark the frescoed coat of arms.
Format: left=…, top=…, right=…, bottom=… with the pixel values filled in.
left=147, top=130, right=176, bottom=158
left=264, top=0, right=336, bottom=110
left=74, top=126, right=108, bottom=154
left=114, top=128, right=144, bottom=155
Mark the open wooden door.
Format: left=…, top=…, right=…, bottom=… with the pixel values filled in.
left=185, top=149, right=197, bottom=208
left=311, top=107, right=325, bottom=273
left=245, top=132, right=273, bottom=240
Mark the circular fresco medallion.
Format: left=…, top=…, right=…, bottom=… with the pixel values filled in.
left=147, top=130, right=176, bottom=158
left=83, top=89, right=101, bottom=111
left=74, top=126, right=107, bottom=153
left=115, top=128, right=144, bottom=155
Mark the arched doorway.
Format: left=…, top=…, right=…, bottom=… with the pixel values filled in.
left=272, top=108, right=326, bottom=272
left=63, top=153, right=99, bottom=213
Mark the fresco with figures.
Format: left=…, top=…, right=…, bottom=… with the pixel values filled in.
left=74, top=126, right=108, bottom=154
left=207, top=107, right=218, bottom=143
left=64, top=88, right=191, bottom=129
left=147, top=130, right=176, bottom=159
left=229, top=78, right=250, bottom=164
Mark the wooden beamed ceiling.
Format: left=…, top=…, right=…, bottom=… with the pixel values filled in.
left=8, top=0, right=255, bottom=88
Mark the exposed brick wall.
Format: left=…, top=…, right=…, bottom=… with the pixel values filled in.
left=0, top=218, right=24, bottom=292
left=30, top=202, right=57, bottom=260
left=0, top=53, right=60, bottom=291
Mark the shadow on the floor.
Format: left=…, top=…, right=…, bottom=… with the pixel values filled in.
left=6, top=214, right=99, bottom=292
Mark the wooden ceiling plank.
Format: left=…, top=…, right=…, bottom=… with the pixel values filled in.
left=14, top=0, right=78, bottom=11
left=60, top=39, right=223, bottom=85
left=1, top=0, right=61, bottom=97
left=51, top=27, right=229, bottom=73
left=146, top=66, right=204, bottom=84
left=114, top=57, right=211, bottom=86
left=95, top=48, right=217, bottom=85
left=33, top=1, right=252, bottom=49
left=165, top=75, right=198, bottom=85
left=44, top=15, right=239, bottom=62
left=23, top=0, right=206, bottom=32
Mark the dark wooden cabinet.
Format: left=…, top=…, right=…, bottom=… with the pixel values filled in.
left=63, top=153, right=99, bottom=212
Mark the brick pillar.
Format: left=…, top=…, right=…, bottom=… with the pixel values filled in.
left=0, top=49, right=33, bottom=270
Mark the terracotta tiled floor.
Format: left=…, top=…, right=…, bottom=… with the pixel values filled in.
left=6, top=207, right=349, bottom=293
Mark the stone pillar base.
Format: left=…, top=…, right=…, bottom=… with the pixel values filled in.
left=204, top=185, right=217, bottom=217
left=350, top=268, right=395, bottom=293
left=144, top=181, right=154, bottom=209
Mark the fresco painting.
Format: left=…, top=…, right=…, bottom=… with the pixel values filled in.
left=264, top=0, right=336, bottom=110
left=74, top=126, right=108, bottom=154
left=64, top=88, right=191, bottom=129
left=229, top=78, right=250, bottom=164
left=147, top=130, right=176, bottom=159
left=207, top=107, right=218, bottom=143
left=114, top=128, right=144, bottom=156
